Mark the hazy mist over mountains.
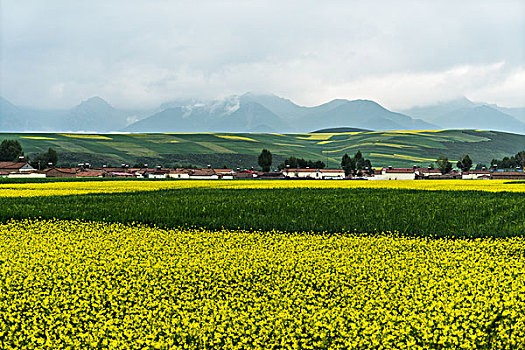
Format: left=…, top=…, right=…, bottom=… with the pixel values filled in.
left=1, top=93, right=524, bottom=134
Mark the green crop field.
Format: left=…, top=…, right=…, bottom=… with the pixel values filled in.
left=2, top=129, right=524, bottom=168
left=1, top=188, right=524, bottom=238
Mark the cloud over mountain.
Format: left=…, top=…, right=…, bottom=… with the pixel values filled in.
left=1, top=1, right=523, bottom=110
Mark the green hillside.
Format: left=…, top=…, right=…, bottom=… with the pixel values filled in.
left=2, top=130, right=524, bottom=168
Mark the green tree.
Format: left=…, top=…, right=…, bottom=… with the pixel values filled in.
left=475, top=163, right=487, bottom=170
left=0, top=139, right=24, bottom=162
left=490, top=151, right=525, bottom=169
left=306, top=160, right=325, bottom=169
left=258, top=149, right=272, bottom=172
left=341, top=153, right=355, bottom=177
left=30, top=148, right=59, bottom=169
left=436, top=156, right=452, bottom=174
left=456, top=154, right=473, bottom=172
left=354, top=151, right=365, bottom=170
left=517, top=151, right=525, bottom=168
left=284, top=156, right=299, bottom=169
left=46, top=148, right=58, bottom=165
left=278, top=156, right=326, bottom=170
left=341, top=151, right=372, bottom=176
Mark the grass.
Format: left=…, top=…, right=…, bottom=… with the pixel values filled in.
left=1, top=188, right=523, bottom=237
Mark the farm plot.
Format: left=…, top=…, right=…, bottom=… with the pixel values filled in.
left=1, top=219, right=524, bottom=349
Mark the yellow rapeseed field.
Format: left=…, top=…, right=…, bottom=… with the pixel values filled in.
left=214, top=135, right=259, bottom=142
left=1, top=219, right=523, bottom=349
left=0, top=179, right=523, bottom=198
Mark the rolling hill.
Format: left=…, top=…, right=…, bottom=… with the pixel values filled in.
left=3, top=129, right=524, bottom=169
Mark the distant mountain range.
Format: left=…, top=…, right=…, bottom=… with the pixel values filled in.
left=1, top=93, right=524, bottom=134
left=400, top=97, right=525, bottom=133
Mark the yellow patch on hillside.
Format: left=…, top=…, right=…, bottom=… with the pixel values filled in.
left=297, top=132, right=364, bottom=141
left=274, top=143, right=305, bottom=148
left=20, top=136, right=56, bottom=140
left=377, top=143, right=415, bottom=148
left=215, top=135, right=259, bottom=142
left=295, top=133, right=335, bottom=140
left=60, top=134, right=112, bottom=140
left=324, top=142, right=417, bottom=152
left=196, top=142, right=236, bottom=153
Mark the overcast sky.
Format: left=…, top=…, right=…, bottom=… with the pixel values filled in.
left=1, top=0, right=524, bottom=110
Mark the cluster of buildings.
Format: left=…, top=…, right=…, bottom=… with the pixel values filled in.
left=0, top=159, right=262, bottom=180
left=1, top=158, right=524, bottom=180
left=283, top=166, right=524, bottom=180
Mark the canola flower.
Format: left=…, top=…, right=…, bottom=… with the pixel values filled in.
left=0, top=219, right=523, bottom=349
left=59, top=134, right=113, bottom=140
left=274, top=142, right=306, bottom=147
left=19, top=136, right=57, bottom=140
left=215, top=135, right=259, bottom=142
left=0, top=179, right=523, bottom=198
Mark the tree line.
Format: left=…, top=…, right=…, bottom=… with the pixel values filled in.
left=491, top=151, right=525, bottom=169
left=258, top=149, right=327, bottom=172
left=433, top=151, right=524, bottom=174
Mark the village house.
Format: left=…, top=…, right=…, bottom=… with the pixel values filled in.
left=361, top=169, right=382, bottom=179
left=128, top=168, right=153, bottom=178
left=420, top=169, right=462, bottom=179
left=76, top=170, right=105, bottom=178
left=131, top=166, right=169, bottom=179
left=8, top=171, right=46, bottom=179
left=461, top=169, right=491, bottom=180
left=0, top=159, right=43, bottom=178
left=43, top=167, right=78, bottom=178
left=281, top=168, right=345, bottom=179
left=213, top=169, right=235, bottom=180
left=282, top=168, right=319, bottom=179
left=168, top=169, right=191, bottom=179
left=0, top=160, right=35, bottom=173
left=188, top=169, right=219, bottom=180
left=373, top=167, right=416, bottom=180
left=144, top=171, right=169, bottom=179
left=416, top=167, right=442, bottom=179
left=234, top=170, right=259, bottom=179
left=490, top=171, right=525, bottom=180
left=258, top=171, right=285, bottom=179
left=104, top=171, right=136, bottom=178
left=319, top=169, right=345, bottom=179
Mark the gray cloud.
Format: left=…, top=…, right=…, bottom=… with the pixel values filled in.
left=1, top=0, right=524, bottom=109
